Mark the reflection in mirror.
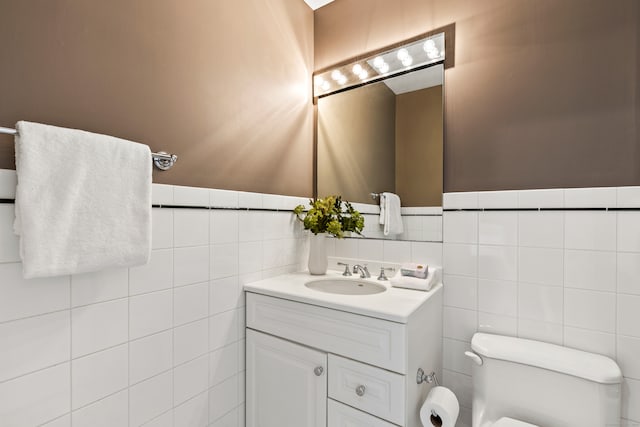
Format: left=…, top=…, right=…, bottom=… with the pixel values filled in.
left=316, top=64, right=443, bottom=242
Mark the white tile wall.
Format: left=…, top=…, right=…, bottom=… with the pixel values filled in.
left=478, top=279, right=516, bottom=317
left=174, top=319, right=209, bottom=367
left=41, top=414, right=72, bottom=427
left=0, top=363, right=71, bottom=426
left=328, top=238, right=443, bottom=278
left=71, top=268, right=129, bottom=307
left=20, top=176, right=640, bottom=425
left=0, top=263, right=70, bottom=323
left=71, top=389, right=128, bottom=427
left=564, top=187, right=617, bottom=208
left=478, top=190, right=519, bottom=209
left=129, top=370, right=173, bottom=426
left=0, top=181, right=308, bottom=427
left=442, top=187, right=640, bottom=426
left=517, top=189, right=564, bottom=209
left=129, top=331, right=173, bottom=385
left=443, top=211, right=477, bottom=244
left=617, top=187, right=640, bottom=208
left=0, top=310, right=70, bottom=383
left=71, top=344, right=128, bottom=410
left=173, top=355, right=209, bottom=406
left=173, top=186, right=209, bottom=207
left=444, top=275, right=478, bottom=311
left=174, top=392, right=209, bottom=427
left=443, top=192, right=479, bottom=210
left=71, top=298, right=128, bottom=358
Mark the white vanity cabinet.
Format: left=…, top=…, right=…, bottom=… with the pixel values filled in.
left=245, top=282, right=443, bottom=427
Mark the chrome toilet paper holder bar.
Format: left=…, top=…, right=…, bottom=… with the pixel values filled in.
left=416, top=368, right=439, bottom=386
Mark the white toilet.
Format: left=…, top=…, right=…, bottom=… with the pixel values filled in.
left=465, top=333, right=622, bottom=427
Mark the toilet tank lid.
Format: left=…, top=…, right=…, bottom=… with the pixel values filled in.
left=471, top=333, right=622, bottom=384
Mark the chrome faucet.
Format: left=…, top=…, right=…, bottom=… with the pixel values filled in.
left=352, top=264, right=371, bottom=278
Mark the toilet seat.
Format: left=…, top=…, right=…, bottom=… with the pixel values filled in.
left=492, top=417, right=539, bottom=427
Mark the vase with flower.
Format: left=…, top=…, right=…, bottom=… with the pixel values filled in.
left=293, top=196, right=364, bottom=275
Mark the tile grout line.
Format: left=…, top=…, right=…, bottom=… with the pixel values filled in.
left=207, top=207, right=213, bottom=426
left=69, top=274, right=73, bottom=425
left=0, top=337, right=138, bottom=388
left=171, top=207, right=176, bottom=427
left=515, top=210, right=520, bottom=338
left=476, top=211, right=479, bottom=336
left=615, top=210, right=619, bottom=363
left=127, top=264, right=131, bottom=427
left=0, top=359, right=71, bottom=390
left=67, top=385, right=131, bottom=419
left=561, top=210, right=566, bottom=346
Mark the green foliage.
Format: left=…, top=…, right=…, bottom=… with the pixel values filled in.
left=294, top=196, right=365, bottom=239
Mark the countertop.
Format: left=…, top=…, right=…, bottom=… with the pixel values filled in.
left=243, top=270, right=442, bottom=323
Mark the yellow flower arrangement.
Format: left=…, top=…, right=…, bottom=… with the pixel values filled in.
left=293, top=195, right=364, bottom=238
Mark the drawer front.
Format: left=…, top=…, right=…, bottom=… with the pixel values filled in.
left=328, top=354, right=405, bottom=425
left=328, top=399, right=400, bottom=427
left=246, top=292, right=406, bottom=373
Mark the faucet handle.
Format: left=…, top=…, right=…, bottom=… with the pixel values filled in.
left=377, top=267, right=395, bottom=281
left=337, top=262, right=352, bottom=276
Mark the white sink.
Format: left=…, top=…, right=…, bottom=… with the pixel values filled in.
left=305, top=279, right=387, bottom=295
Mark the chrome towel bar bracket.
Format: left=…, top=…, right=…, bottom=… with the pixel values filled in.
left=152, top=151, right=178, bottom=171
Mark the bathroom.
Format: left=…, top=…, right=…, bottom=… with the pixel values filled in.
left=0, top=0, right=639, bottom=426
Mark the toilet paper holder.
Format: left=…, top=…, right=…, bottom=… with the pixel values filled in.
left=416, top=368, right=439, bottom=386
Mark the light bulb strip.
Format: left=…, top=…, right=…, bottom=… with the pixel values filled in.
left=313, top=32, right=445, bottom=97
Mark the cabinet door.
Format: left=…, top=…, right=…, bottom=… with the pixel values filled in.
left=247, top=329, right=327, bottom=427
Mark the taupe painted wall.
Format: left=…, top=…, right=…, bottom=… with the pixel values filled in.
left=395, top=86, right=443, bottom=207
left=0, top=0, right=314, bottom=196
left=315, top=0, right=640, bottom=192
left=637, top=4, right=640, bottom=151
left=317, top=82, right=396, bottom=203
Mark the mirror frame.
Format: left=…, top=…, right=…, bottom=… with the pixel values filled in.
left=312, top=25, right=455, bottom=243
left=312, top=24, right=455, bottom=200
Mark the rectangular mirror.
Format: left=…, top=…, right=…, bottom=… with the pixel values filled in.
left=315, top=38, right=444, bottom=243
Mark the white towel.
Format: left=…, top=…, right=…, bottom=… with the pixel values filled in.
left=381, top=192, right=403, bottom=235
left=14, top=121, right=152, bottom=278
left=390, top=268, right=437, bottom=291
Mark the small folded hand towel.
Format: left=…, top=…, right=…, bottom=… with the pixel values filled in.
left=14, top=121, right=152, bottom=278
left=390, top=267, right=438, bottom=291
left=381, top=192, right=403, bottom=236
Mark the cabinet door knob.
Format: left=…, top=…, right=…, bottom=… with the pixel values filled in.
left=314, top=366, right=324, bottom=376
left=355, top=385, right=366, bottom=396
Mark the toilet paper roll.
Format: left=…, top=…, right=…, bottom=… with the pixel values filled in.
left=419, top=386, right=459, bottom=427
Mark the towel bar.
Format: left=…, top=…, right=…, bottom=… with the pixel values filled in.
left=0, top=126, right=178, bottom=171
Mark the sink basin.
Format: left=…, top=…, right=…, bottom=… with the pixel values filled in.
left=305, top=279, right=387, bottom=295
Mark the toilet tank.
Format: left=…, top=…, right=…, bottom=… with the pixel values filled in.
left=469, top=333, right=622, bottom=427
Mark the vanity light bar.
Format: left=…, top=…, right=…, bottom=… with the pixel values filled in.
left=313, top=32, right=445, bottom=98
